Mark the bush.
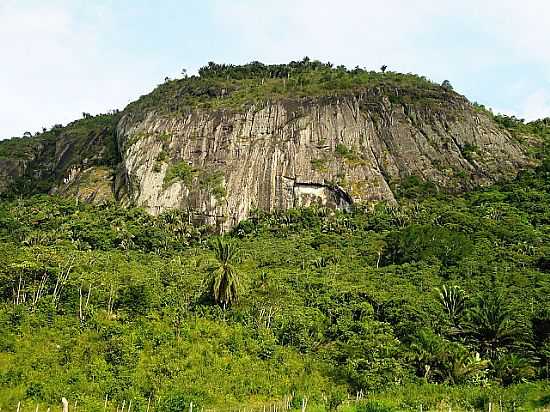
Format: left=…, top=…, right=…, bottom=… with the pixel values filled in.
left=163, top=161, right=196, bottom=188
left=384, top=224, right=473, bottom=266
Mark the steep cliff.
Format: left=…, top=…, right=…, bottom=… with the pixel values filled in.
left=116, top=91, right=525, bottom=229
left=0, top=61, right=531, bottom=229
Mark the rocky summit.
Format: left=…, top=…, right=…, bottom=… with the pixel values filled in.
left=0, top=61, right=530, bottom=229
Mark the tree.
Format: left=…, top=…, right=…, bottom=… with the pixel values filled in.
left=384, top=224, right=473, bottom=267
left=436, top=285, right=467, bottom=328
left=441, top=80, right=453, bottom=91
left=466, top=293, right=522, bottom=358
left=408, top=329, right=488, bottom=384
left=493, top=353, right=535, bottom=385
left=380, top=65, right=387, bottom=73
left=206, top=238, right=241, bottom=308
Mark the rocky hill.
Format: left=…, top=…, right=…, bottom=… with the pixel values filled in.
left=1, top=60, right=550, bottom=411
left=0, top=60, right=531, bottom=229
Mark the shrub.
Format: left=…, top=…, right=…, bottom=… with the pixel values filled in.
left=384, top=224, right=473, bottom=266
left=163, top=161, right=196, bottom=188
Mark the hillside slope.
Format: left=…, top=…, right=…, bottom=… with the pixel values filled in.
left=1, top=155, right=550, bottom=410
left=0, top=113, right=120, bottom=202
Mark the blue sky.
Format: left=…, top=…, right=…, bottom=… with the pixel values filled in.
left=1, top=0, right=549, bottom=138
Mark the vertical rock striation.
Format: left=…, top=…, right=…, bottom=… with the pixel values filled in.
left=116, top=92, right=525, bottom=229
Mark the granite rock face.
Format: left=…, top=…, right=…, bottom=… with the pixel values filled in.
left=115, top=92, right=525, bottom=229
left=0, top=87, right=528, bottom=230
left=0, top=159, right=27, bottom=192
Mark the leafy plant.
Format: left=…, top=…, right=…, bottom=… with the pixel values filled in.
left=493, top=354, right=536, bottom=385
left=436, top=285, right=467, bottom=327
left=163, top=161, right=196, bottom=188
left=206, top=238, right=242, bottom=307
left=466, top=293, right=523, bottom=358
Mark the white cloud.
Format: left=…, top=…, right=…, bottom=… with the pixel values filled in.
left=212, top=0, right=430, bottom=69
left=1, top=0, right=549, bottom=138
left=0, top=1, right=156, bottom=138
left=213, top=0, right=550, bottom=119
left=214, top=0, right=550, bottom=66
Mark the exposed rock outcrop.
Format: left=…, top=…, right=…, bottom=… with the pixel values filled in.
left=0, top=115, right=119, bottom=202
left=0, top=73, right=530, bottom=231
left=115, top=92, right=525, bottom=229
left=0, top=158, right=27, bottom=192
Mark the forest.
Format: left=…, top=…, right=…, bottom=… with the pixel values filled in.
left=0, top=61, right=549, bottom=410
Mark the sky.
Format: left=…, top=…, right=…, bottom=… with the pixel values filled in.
left=1, top=0, right=550, bottom=138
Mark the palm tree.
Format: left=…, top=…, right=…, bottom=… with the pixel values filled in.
left=436, top=285, right=467, bottom=328
left=466, top=293, right=521, bottom=358
left=493, top=353, right=535, bottom=385
left=446, top=351, right=489, bottom=385
left=408, top=329, right=488, bottom=384
left=207, top=238, right=241, bottom=308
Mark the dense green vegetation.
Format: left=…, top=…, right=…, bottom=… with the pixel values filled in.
left=0, top=60, right=549, bottom=410
left=0, top=113, right=120, bottom=197
left=1, top=120, right=550, bottom=409
left=163, top=163, right=226, bottom=201
left=125, top=58, right=453, bottom=120
left=0, top=114, right=118, bottom=161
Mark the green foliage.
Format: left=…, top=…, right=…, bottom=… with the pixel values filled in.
left=466, top=292, right=523, bottom=359
left=162, top=163, right=226, bottom=200
left=0, top=113, right=121, bottom=198
left=394, top=175, right=438, bottom=200
left=383, top=224, right=473, bottom=266
left=156, top=150, right=169, bottom=166
left=407, top=329, right=488, bottom=384
left=2, top=113, right=118, bottom=162
left=493, top=353, right=536, bottom=385
left=0, top=195, right=205, bottom=252
left=198, top=170, right=226, bottom=201
left=310, top=158, right=328, bottom=172
left=335, top=144, right=353, bottom=158
left=125, top=59, right=447, bottom=120
left=493, top=115, right=550, bottom=158
left=461, top=143, right=479, bottom=162
left=441, top=80, right=454, bottom=91
left=357, top=401, right=398, bottom=412
left=1, top=136, right=550, bottom=408
left=327, top=320, right=405, bottom=390
left=436, top=285, right=467, bottom=327
left=206, top=238, right=241, bottom=307
left=163, top=161, right=196, bottom=188
left=352, top=381, right=550, bottom=411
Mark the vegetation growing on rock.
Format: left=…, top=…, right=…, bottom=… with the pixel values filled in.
left=122, top=59, right=464, bottom=125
